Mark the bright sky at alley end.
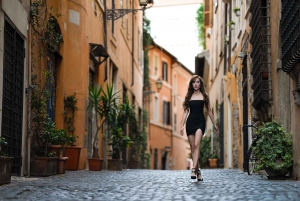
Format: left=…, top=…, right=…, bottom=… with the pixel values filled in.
left=146, top=0, right=203, bottom=72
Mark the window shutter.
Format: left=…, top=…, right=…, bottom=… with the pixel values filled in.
left=166, top=63, right=168, bottom=82
left=162, top=62, right=164, bottom=80
left=204, top=0, right=211, bottom=28
left=167, top=102, right=170, bottom=125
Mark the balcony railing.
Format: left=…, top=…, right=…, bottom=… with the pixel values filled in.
left=249, top=0, right=271, bottom=110
left=281, top=0, right=300, bottom=73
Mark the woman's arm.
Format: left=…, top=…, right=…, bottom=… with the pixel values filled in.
left=180, top=109, right=189, bottom=136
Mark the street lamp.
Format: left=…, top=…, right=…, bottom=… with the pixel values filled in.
left=107, top=0, right=154, bottom=21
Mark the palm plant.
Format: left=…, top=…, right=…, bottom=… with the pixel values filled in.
left=88, top=85, right=103, bottom=158
left=87, top=84, right=119, bottom=158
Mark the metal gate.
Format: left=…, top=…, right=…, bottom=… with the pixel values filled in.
left=1, top=19, right=25, bottom=175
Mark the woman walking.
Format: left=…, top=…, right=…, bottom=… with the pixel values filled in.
left=180, top=75, right=219, bottom=181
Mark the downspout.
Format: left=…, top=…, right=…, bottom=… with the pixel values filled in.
left=103, top=0, right=108, bottom=170
left=224, top=3, right=228, bottom=75
left=27, top=0, right=32, bottom=176
left=227, top=1, right=232, bottom=74
left=131, top=1, right=134, bottom=86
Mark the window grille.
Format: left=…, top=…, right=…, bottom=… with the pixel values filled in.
left=249, top=0, right=272, bottom=110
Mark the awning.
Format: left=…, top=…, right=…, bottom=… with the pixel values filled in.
left=89, top=43, right=109, bottom=66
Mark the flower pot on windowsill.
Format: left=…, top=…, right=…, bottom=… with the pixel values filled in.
left=0, top=156, right=14, bottom=185
left=64, top=146, right=82, bottom=170
left=88, top=158, right=104, bottom=171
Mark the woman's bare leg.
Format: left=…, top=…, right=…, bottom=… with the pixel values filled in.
left=188, top=134, right=196, bottom=168
left=193, top=129, right=203, bottom=169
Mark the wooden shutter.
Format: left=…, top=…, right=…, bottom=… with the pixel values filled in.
left=204, top=0, right=211, bottom=28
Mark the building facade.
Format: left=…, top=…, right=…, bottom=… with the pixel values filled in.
left=204, top=0, right=299, bottom=178
left=147, top=41, right=192, bottom=170
left=0, top=0, right=145, bottom=175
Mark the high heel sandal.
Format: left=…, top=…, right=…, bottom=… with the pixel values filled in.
left=196, top=169, right=203, bottom=181
left=191, top=168, right=196, bottom=179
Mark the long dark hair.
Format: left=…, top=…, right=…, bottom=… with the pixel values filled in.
left=183, top=75, right=210, bottom=111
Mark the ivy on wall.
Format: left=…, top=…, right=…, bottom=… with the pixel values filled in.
left=143, top=14, right=152, bottom=89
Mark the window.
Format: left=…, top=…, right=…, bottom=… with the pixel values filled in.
left=163, top=101, right=170, bottom=125
left=154, top=97, right=158, bottom=121
left=173, top=74, right=177, bottom=106
left=154, top=55, right=158, bottom=75
left=174, top=113, right=177, bottom=131
left=162, top=61, right=168, bottom=82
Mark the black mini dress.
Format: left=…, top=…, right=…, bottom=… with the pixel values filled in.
left=186, top=100, right=206, bottom=136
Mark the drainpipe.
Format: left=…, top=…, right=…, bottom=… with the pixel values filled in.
left=227, top=1, right=232, bottom=74
left=103, top=0, right=108, bottom=170
left=131, top=1, right=134, bottom=86
left=27, top=0, right=32, bottom=177
left=224, top=3, right=228, bottom=75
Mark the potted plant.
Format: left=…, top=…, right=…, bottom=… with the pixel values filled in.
left=86, top=85, right=106, bottom=171
left=233, top=7, right=240, bottom=16
left=0, top=137, right=14, bottom=185
left=107, top=97, right=133, bottom=171
left=51, top=128, right=75, bottom=174
left=30, top=117, right=59, bottom=176
left=208, top=153, right=219, bottom=168
left=127, top=117, right=143, bottom=169
left=63, top=93, right=81, bottom=171
left=252, top=120, right=293, bottom=177
left=87, top=84, right=120, bottom=170
left=227, top=20, right=235, bottom=30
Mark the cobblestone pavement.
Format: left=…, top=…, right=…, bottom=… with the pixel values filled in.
left=0, top=169, right=300, bottom=201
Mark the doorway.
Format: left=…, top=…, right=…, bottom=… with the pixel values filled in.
left=1, top=19, right=25, bottom=175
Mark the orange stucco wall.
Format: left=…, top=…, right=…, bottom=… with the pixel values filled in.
left=148, top=44, right=192, bottom=170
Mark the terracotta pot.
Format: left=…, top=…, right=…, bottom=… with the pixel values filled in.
left=107, top=159, right=123, bottom=171
left=127, top=160, right=139, bottom=169
left=0, top=156, right=14, bottom=185
left=57, top=157, right=69, bottom=174
left=209, top=158, right=218, bottom=168
left=30, top=157, right=58, bottom=176
left=64, top=146, right=82, bottom=170
left=88, top=158, right=104, bottom=171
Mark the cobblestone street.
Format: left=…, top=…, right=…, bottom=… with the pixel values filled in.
left=0, top=169, right=299, bottom=201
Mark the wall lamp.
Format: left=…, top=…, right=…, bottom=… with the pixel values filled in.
left=107, top=0, right=154, bottom=21
left=143, top=77, right=163, bottom=95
